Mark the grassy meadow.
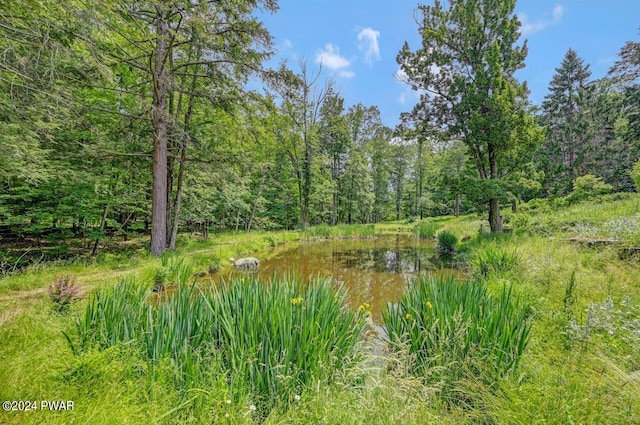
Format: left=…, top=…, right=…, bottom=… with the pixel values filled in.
left=1, top=197, right=640, bottom=424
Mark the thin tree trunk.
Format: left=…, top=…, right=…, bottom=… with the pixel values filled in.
left=92, top=205, right=109, bottom=256
left=168, top=60, right=199, bottom=251
left=246, top=167, right=268, bottom=232
left=168, top=141, right=187, bottom=250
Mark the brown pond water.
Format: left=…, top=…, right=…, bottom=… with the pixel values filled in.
left=210, top=235, right=461, bottom=325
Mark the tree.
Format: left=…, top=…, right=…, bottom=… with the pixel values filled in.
left=268, top=62, right=333, bottom=230
left=397, top=0, right=542, bottom=232
left=80, top=0, right=278, bottom=255
left=318, top=89, right=350, bottom=225
left=609, top=35, right=640, bottom=188
left=539, top=49, right=593, bottom=196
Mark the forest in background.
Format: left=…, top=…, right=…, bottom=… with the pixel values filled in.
left=0, top=0, right=639, bottom=261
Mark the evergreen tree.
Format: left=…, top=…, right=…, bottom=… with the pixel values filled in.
left=539, top=49, right=593, bottom=196
left=397, top=0, right=542, bottom=232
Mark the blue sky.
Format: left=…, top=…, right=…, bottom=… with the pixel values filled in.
left=257, top=0, right=639, bottom=128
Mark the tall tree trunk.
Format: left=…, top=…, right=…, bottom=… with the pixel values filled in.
left=488, top=144, right=503, bottom=233
left=150, top=9, right=170, bottom=256
left=488, top=197, right=503, bottom=233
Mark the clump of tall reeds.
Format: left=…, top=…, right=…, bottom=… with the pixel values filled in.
left=72, top=270, right=366, bottom=414
left=436, top=231, right=458, bottom=258
left=469, top=246, right=521, bottom=279
left=415, top=222, right=440, bottom=239
left=383, top=274, right=532, bottom=404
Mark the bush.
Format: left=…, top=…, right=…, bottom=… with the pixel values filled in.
left=383, top=275, right=532, bottom=403
left=568, top=174, right=612, bottom=203
left=436, top=231, right=458, bottom=258
left=48, top=275, right=85, bottom=312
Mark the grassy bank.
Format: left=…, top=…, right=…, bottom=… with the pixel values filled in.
left=1, top=200, right=640, bottom=423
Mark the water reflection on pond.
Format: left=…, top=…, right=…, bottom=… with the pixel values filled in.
left=230, top=235, right=460, bottom=324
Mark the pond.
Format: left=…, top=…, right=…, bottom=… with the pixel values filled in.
left=219, top=235, right=461, bottom=325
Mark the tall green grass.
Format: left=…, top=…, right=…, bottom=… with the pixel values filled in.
left=415, top=222, right=440, bottom=239
left=469, top=246, right=521, bottom=279
left=383, top=275, right=532, bottom=403
left=436, top=231, right=458, bottom=258
left=206, top=275, right=366, bottom=411
left=71, top=273, right=366, bottom=414
left=304, top=223, right=376, bottom=239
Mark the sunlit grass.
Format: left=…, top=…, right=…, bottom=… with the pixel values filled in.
left=2, top=199, right=640, bottom=423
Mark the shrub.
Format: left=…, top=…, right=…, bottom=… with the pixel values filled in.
left=415, top=222, right=439, bottom=239
left=469, top=246, right=521, bottom=279
left=568, top=174, right=612, bottom=203
left=383, top=275, right=532, bottom=403
left=436, top=231, right=458, bottom=258
left=48, top=275, right=85, bottom=312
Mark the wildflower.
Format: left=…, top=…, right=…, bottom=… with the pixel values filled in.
left=291, top=297, right=303, bottom=305
left=405, top=313, right=413, bottom=320
left=358, top=302, right=372, bottom=315
left=226, top=399, right=232, bottom=405
left=426, top=301, right=433, bottom=309
left=294, top=395, right=301, bottom=401
left=249, top=404, right=257, bottom=412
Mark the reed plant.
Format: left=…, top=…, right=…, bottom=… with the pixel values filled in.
left=383, top=275, right=532, bottom=403
left=469, top=246, right=521, bottom=279
left=415, top=222, right=440, bottom=239
left=72, top=270, right=366, bottom=414
left=436, top=231, right=458, bottom=258
left=204, top=274, right=367, bottom=412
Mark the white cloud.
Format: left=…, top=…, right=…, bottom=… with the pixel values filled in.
left=339, top=70, right=356, bottom=79
left=315, top=44, right=351, bottom=70
left=552, top=4, right=564, bottom=21
left=519, top=4, right=565, bottom=36
left=398, top=91, right=407, bottom=105
left=281, top=39, right=293, bottom=49
left=357, top=27, right=381, bottom=66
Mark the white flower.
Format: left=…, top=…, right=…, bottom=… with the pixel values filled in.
left=249, top=404, right=257, bottom=412
left=294, top=395, right=301, bottom=401
left=226, top=399, right=232, bottom=405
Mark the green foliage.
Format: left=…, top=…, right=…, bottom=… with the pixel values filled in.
left=207, top=275, right=366, bottom=412
left=398, top=0, right=544, bottom=233
left=469, top=246, right=521, bottom=279
left=415, top=222, right=439, bottom=239
left=383, top=275, right=532, bottom=403
left=631, top=160, right=640, bottom=192
left=436, top=231, right=458, bottom=258
left=568, top=174, right=613, bottom=203
left=73, top=272, right=366, bottom=414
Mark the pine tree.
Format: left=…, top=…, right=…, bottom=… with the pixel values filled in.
left=540, top=48, right=592, bottom=196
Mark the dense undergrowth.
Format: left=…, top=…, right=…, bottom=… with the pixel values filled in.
left=1, top=196, right=640, bottom=423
